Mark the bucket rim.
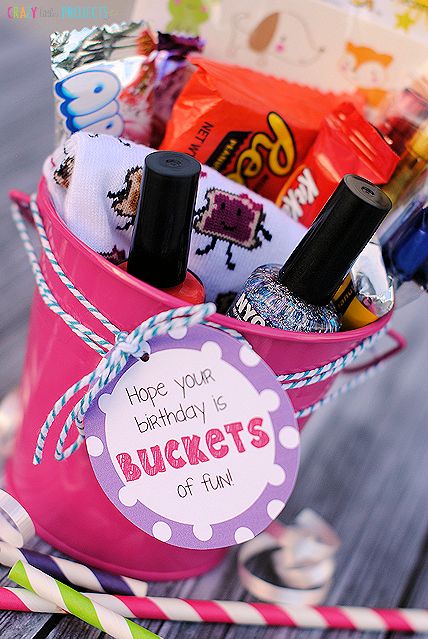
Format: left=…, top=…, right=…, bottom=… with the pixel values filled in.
left=37, top=175, right=392, bottom=345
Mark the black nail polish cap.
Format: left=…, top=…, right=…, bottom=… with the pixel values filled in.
left=279, top=175, right=392, bottom=306
left=127, top=151, right=201, bottom=288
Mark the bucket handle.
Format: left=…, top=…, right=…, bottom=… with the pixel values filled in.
left=9, top=190, right=33, bottom=225
left=342, top=328, right=406, bottom=374
left=293, top=328, right=406, bottom=420
left=10, top=191, right=405, bottom=460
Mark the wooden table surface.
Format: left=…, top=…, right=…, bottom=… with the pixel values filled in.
left=0, top=9, right=427, bottom=639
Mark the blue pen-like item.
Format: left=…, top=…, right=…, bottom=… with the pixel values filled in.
left=385, top=207, right=428, bottom=286
left=415, top=256, right=428, bottom=291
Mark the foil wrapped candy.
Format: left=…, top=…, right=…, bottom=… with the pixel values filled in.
left=50, top=21, right=203, bottom=147
left=333, top=240, right=394, bottom=330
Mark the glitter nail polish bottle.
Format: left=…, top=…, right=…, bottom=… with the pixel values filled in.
left=228, top=175, right=392, bottom=333
left=383, top=120, right=428, bottom=205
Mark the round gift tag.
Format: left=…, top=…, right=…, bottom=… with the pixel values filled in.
left=84, top=324, right=299, bottom=549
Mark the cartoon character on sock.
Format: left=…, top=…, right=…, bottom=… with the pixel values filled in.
left=107, top=166, right=143, bottom=232
left=193, top=189, right=272, bottom=270
left=53, top=155, right=75, bottom=189
left=100, top=245, right=127, bottom=265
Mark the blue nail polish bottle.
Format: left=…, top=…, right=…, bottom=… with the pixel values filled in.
left=228, top=175, right=392, bottom=333
left=382, top=205, right=428, bottom=287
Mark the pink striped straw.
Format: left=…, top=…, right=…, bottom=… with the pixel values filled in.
left=1, top=588, right=427, bottom=633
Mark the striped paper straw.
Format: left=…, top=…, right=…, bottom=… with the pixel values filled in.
left=1, top=587, right=428, bottom=633
left=0, top=541, right=147, bottom=596
left=9, top=561, right=161, bottom=639
left=83, top=596, right=428, bottom=633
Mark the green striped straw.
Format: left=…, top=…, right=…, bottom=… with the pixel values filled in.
left=9, top=560, right=162, bottom=639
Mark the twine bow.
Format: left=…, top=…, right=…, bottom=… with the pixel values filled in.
left=33, top=303, right=216, bottom=465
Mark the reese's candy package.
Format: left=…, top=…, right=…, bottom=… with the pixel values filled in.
left=276, top=102, right=399, bottom=227
left=160, top=58, right=361, bottom=203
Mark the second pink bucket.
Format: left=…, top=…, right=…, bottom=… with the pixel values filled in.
left=6, top=177, right=394, bottom=580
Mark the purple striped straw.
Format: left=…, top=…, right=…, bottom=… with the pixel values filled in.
left=0, top=542, right=147, bottom=596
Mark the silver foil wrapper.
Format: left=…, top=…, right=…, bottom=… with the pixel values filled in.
left=51, top=21, right=156, bottom=144
left=350, top=239, right=394, bottom=317
left=51, top=21, right=152, bottom=79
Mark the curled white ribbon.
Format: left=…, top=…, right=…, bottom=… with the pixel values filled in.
left=0, top=486, right=339, bottom=608
left=0, top=488, right=35, bottom=548
left=238, top=509, right=340, bottom=605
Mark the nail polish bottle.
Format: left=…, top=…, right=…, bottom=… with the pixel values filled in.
left=383, top=120, right=428, bottom=205
left=383, top=205, right=428, bottom=288
left=377, top=89, right=428, bottom=156
left=228, top=175, right=392, bottom=333
left=376, top=61, right=428, bottom=156
left=124, top=151, right=205, bottom=304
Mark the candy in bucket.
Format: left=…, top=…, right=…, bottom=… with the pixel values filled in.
left=6, top=160, right=403, bottom=577
left=5, top=13, right=416, bottom=582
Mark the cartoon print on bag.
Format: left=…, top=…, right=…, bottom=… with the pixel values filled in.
left=107, top=166, right=143, bottom=232
left=229, top=12, right=324, bottom=66
left=352, top=0, right=374, bottom=7
left=53, top=155, right=75, bottom=189
left=340, top=42, right=393, bottom=109
left=166, top=0, right=209, bottom=35
left=193, top=189, right=272, bottom=270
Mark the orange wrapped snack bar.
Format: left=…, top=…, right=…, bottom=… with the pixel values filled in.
left=276, top=102, right=400, bottom=227
left=161, top=58, right=362, bottom=203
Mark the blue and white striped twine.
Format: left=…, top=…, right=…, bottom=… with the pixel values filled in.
left=11, top=195, right=390, bottom=465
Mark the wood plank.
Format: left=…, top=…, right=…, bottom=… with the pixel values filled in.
left=0, top=16, right=70, bottom=639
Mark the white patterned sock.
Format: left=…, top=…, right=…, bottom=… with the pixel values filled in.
left=44, top=131, right=306, bottom=305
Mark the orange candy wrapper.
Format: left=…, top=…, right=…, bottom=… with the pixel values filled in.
left=276, top=102, right=400, bottom=227
left=161, top=58, right=363, bottom=203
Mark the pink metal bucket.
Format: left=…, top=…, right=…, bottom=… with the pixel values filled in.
left=6, top=178, right=397, bottom=581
